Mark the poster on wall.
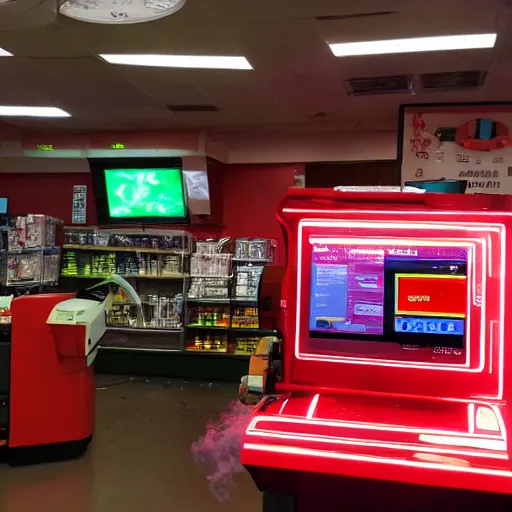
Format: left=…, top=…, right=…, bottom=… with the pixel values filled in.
left=72, top=185, right=87, bottom=224
left=399, top=103, right=512, bottom=194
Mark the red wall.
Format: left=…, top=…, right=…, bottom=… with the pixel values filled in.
left=0, top=162, right=299, bottom=327
left=3, top=172, right=97, bottom=223
left=0, top=163, right=299, bottom=239
left=219, top=163, right=297, bottom=324
left=221, top=163, right=296, bottom=241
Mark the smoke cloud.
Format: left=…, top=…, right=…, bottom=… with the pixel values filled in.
left=191, top=400, right=253, bottom=501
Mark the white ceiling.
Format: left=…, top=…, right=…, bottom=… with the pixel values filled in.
left=0, top=0, right=510, bottom=135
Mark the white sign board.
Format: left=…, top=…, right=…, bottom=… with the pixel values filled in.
left=72, top=185, right=87, bottom=224
left=400, top=104, right=512, bottom=194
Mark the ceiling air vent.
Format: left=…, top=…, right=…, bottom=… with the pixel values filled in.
left=167, top=105, right=218, bottom=112
left=315, top=11, right=397, bottom=21
left=345, top=75, right=413, bottom=96
left=419, top=70, right=486, bottom=91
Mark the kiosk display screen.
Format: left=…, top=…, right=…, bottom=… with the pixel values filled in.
left=309, top=243, right=467, bottom=348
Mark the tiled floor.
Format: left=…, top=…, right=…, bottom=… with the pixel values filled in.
left=0, top=376, right=261, bottom=512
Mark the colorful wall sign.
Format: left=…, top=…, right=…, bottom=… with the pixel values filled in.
left=399, top=103, right=512, bottom=194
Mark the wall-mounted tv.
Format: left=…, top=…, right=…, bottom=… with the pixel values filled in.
left=90, top=158, right=188, bottom=225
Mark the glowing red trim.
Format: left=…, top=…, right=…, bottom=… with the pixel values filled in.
left=278, top=399, right=289, bottom=415
left=294, top=219, right=505, bottom=399
left=243, top=442, right=512, bottom=478
left=468, top=404, right=476, bottom=434
left=299, top=233, right=482, bottom=370
left=418, top=434, right=505, bottom=451
left=248, top=415, right=504, bottom=440
left=247, top=430, right=508, bottom=460
left=306, top=394, right=319, bottom=419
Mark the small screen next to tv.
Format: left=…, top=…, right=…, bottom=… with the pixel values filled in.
left=90, top=158, right=188, bottom=225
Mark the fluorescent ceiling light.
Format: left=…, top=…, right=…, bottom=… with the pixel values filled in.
left=0, top=47, right=12, bottom=57
left=100, top=54, right=253, bottom=70
left=329, top=33, right=497, bottom=57
left=0, top=107, right=71, bottom=118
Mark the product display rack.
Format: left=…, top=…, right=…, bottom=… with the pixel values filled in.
left=59, top=231, right=277, bottom=361
left=184, top=238, right=277, bottom=356
left=60, top=227, right=191, bottom=351
left=0, top=215, right=62, bottom=292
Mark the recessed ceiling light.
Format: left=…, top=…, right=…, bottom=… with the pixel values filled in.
left=59, top=0, right=186, bottom=24
left=0, top=47, right=12, bottom=57
left=0, top=106, right=71, bottom=118
left=329, top=33, right=497, bottom=57
left=100, top=54, right=253, bottom=70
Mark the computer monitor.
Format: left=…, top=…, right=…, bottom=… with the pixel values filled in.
left=309, top=242, right=467, bottom=350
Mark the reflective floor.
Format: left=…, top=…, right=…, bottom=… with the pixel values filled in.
left=0, top=376, right=260, bottom=512
left=2, top=376, right=510, bottom=512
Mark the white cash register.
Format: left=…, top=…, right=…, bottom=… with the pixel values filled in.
left=47, top=275, right=141, bottom=367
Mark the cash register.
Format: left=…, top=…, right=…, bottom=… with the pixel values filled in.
left=0, top=275, right=139, bottom=465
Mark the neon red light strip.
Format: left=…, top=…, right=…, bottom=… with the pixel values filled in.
left=299, top=232, right=482, bottom=371
left=248, top=415, right=505, bottom=441
left=306, top=394, right=319, bottom=419
left=295, top=219, right=505, bottom=400
left=243, top=442, right=512, bottom=478
left=247, top=430, right=508, bottom=459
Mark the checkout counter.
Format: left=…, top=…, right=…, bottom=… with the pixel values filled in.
left=0, top=276, right=138, bottom=465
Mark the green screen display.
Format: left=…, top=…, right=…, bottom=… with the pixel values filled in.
left=104, top=168, right=186, bottom=219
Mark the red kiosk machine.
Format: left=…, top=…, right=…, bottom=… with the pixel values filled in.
left=240, top=188, right=512, bottom=511
left=0, top=276, right=137, bottom=465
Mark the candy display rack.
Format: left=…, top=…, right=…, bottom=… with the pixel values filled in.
left=60, top=227, right=192, bottom=351
left=185, top=237, right=277, bottom=356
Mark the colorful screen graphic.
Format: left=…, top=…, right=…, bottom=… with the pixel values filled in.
left=309, top=243, right=467, bottom=348
left=104, top=168, right=186, bottom=219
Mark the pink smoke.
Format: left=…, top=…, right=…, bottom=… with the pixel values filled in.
left=191, top=400, right=253, bottom=501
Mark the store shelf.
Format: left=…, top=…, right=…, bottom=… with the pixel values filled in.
left=231, top=328, right=277, bottom=336
left=107, top=326, right=182, bottom=333
left=2, top=247, right=60, bottom=254
left=186, top=325, right=229, bottom=331
left=230, top=298, right=259, bottom=304
left=186, top=298, right=230, bottom=304
left=95, top=347, right=251, bottom=381
left=186, top=297, right=257, bottom=304
left=99, top=345, right=249, bottom=359
left=63, top=244, right=189, bottom=255
left=101, top=326, right=183, bottom=351
left=186, top=325, right=277, bottom=336
left=189, top=275, right=232, bottom=279
left=100, top=346, right=182, bottom=353
left=4, top=281, right=40, bottom=287
left=60, top=273, right=187, bottom=280
left=183, top=350, right=250, bottom=359
left=232, top=258, right=270, bottom=263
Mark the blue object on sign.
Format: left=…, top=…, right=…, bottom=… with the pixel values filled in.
left=395, top=316, right=464, bottom=336
left=405, top=179, right=467, bottom=194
